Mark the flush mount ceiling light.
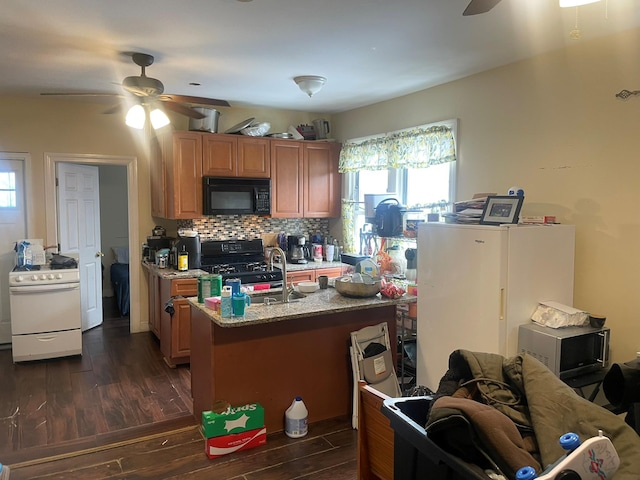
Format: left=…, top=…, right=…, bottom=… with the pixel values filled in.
left=125, top=104, right=170, bottom=130
left=294, top=75, right=327, bottom=98
left=559, top=0, right=600, bottom=6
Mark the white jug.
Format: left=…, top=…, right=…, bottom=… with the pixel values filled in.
left=312, top=119, right=330, bottom=140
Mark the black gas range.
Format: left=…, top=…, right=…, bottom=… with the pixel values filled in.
left=200, top=238, right=283, bottom=287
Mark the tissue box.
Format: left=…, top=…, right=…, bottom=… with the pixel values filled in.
left=201, top=403, right=264, bottom=438
left=204, top=427, right=267, bottom=459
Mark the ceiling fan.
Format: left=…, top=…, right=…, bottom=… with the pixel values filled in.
left=41, top=52, right=230, bottom=120
left=463, top=0, right=503, bottom=16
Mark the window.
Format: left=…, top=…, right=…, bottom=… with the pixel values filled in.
left=0, top=171, right=17, bottom=208
left=340, top=121, right=457, bottom=254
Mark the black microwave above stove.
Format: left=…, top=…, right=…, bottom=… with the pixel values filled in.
left=203, top=177, right=271, bottom=216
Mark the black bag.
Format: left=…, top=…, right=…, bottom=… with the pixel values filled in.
left=374, top=198, right=407, bottom=237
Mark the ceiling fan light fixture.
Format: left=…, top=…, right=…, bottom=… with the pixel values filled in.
left=559, top=0, right=600, bottom=7
left=150, top=108, right=171, bottom=129
left=294, top=75, right=326, bottom=97
left=125, top=104, right=146, bottom=129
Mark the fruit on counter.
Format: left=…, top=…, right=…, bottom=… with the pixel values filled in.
left=380, top=281, right=405, bottom=299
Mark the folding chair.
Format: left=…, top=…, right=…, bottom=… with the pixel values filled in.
left=350, top=322, right=401, bottom=429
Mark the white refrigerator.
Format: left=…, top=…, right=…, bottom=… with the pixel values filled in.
left=416, top=222, right=575, bottom=391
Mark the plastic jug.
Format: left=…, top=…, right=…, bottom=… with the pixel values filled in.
left=0, top=463, right=10, bottom=480
left=285, top=396, right=308, bottom=438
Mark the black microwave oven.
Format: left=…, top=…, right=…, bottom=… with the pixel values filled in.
left=203, top=177, right=271, bottom=215
left=518, top=323, right=610, bottom=380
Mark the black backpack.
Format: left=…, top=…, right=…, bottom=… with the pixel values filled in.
left=374, top=198, right=407, bottom=237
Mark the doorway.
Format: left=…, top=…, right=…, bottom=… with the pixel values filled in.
left=0, top=153, right=29, bottom=344
left=44, top=153, right=141, bottom=333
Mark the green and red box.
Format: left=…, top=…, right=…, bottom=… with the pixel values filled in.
left=201, top=402, right=265, bottom=438
left=204, top=427, right=267, bottom=459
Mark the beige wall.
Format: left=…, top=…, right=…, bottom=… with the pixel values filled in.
left=333, top=28, right=640, bottom=364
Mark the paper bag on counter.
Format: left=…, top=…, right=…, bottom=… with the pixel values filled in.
left=531, top=301, right=589, bottom=328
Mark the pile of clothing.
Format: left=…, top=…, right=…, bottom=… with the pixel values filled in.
left=426, top=350, right=640, bottom=479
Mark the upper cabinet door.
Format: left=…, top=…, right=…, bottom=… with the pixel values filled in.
left=271, top=140, right=303, bottom=218
left=202, top=134, right=237, bottom=176
left=303, top=142, right=341, bottom=218
left=238, top=137, right=270, bottom=178
left=168, top=132, right=203, bottom=219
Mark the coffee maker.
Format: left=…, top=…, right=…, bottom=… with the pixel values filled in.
left=287, top=235, right=309, bottom=264
left=171, top=234, right=201, bottom=270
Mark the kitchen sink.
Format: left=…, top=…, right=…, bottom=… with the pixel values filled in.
left=248, top=289, right=305, bottom=305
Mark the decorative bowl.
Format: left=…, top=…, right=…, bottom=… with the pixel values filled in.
left=334, top=276, right=382, bottom=298
left=297, top=281, right=319, bottom=293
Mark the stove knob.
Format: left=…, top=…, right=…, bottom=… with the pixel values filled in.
left=40, top=274, right=47, bottom=280
left=31, top=274, right=39, bottom=281
left=56, top=273, right=63, bottom=279
left=48, top=274, right=55, bottom=280
left=15, top=275, right=24, bottom=282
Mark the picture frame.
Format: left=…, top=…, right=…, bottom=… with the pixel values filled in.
left=479, top=195, right=524, bottom=225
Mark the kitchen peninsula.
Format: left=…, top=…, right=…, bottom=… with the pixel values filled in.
left=189, top=288, right=416, bottom=432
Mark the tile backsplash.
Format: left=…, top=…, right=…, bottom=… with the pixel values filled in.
left=179, top=216, right=330, bottom=243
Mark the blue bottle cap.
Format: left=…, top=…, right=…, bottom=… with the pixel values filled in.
left=515, top=466, right=537, bottom=480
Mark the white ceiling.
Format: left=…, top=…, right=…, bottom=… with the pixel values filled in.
left=2, top=0, right=639, bottom=114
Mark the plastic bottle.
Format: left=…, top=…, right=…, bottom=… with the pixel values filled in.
left=0, top=463, right=10, bottom=480
left=285, top=396, right=308, bottom=438
left=221, top=286, right=233, bottom=318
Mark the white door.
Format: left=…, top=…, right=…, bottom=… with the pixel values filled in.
left=0, top=155, right=28, bottom=343
left=57, top=163, right=103, bottom=331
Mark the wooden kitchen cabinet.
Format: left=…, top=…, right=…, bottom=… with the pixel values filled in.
left=202, top=134, right=270, bottom=178
left=315, top=266, right=344, bottom=279
left=286, top=266, right=345, bottom=285
left=303, top=142, right=342, bottom=218
left=271, top=140, right=304, bottom=218
left=159, top=277, right=197, bottom=367
left=154, top=131, right=203, bottom=219
left=287, top=270, right=315, bottom=285
left=271, top=140, right=341, bottom=218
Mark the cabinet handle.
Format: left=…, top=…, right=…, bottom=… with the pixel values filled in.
left=499, top=288, right=505, bottom=320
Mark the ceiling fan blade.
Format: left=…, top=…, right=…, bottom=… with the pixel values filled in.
left=41, top=92, right=122, bottom=97
left=159, top=94, right=230, bottom=108
left=103, top=103, right=123, bottom=115
left=161, top=101, right=206, bottom=119
left=463, top=0, right=503, bottom=16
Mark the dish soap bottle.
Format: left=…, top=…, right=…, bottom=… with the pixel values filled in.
left=221, top=286, right=233, bottom=318
left=284, top=396, right=308, bottom=438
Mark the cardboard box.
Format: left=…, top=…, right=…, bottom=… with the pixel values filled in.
left=201, top=403, right=264, bottom=438
left=204, top=427, right=267, bottom=459
left=520, top=215, right=556, bottom=224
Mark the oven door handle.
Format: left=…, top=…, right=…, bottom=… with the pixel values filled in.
left=10, top=283, right=80, bottom=294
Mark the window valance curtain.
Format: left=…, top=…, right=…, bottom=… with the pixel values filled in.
left=338, top=125, right=456, bottom=173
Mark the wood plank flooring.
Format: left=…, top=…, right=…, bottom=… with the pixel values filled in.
left=0, top=297, right=358, bottom=479
left=0, top=297, right=192, bottom=462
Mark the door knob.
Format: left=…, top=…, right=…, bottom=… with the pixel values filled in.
left=96, top=251, right=104, bottom=257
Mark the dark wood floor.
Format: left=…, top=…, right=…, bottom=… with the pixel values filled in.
left=0, top=297, right=357, bottom=479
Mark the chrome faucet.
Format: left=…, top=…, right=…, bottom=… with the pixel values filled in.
left=268, top=246, right=289, bottom=303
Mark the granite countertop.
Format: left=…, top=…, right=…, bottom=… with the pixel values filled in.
left=285, top=260, right=347, bottom=272
left=142, top=261, right=208, bottom=279
left=188, top=287, right=416, bottom=328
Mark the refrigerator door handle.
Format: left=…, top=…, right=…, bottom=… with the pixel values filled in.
left=499, top=288, right=505, bottom=320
